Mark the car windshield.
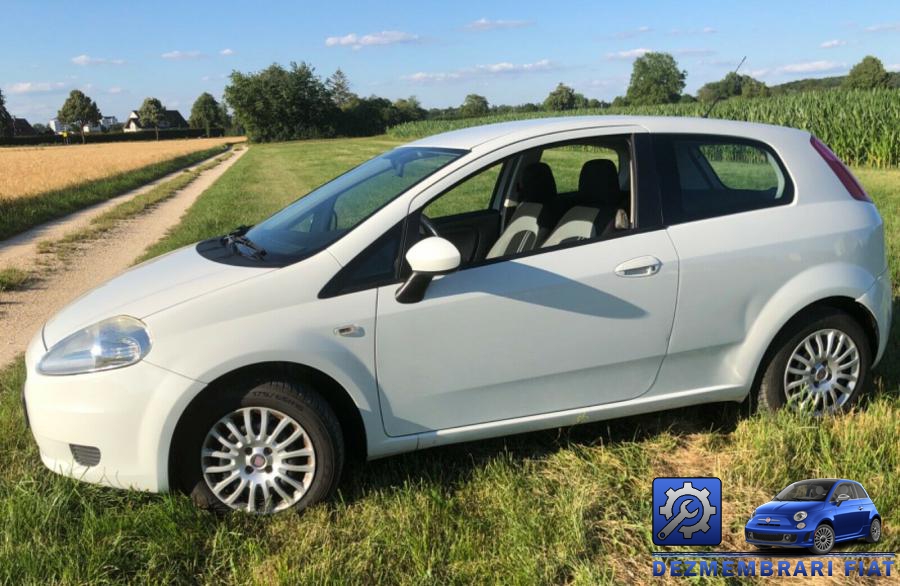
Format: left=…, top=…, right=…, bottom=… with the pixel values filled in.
left=243, top=146, right=465, bottom=262
left=774, top=480, right=837, bottom=501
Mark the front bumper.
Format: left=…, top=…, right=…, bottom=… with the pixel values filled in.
left=744, top=521, right=813, bottom=548
left=23, top=330, right=204, bottom=492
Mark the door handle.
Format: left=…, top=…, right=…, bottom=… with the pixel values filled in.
left=859, top=506, right=864, bottom=510
left=615, top=256, right=662, bottom=278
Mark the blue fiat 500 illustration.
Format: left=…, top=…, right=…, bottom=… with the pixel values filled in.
left=745, top=479, right=882, bottom=554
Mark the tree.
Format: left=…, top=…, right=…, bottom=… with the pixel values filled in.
left=31, top=123, right=52, bottom=135
left=225, top=62, right=337, bottom=142
left=393, top=96, right=425, bottom=122
left=0, top=88, right=12, bottom=139
left=697, top=72, right=769, bottom=102
left=57, top=89, right=101, bottom=143
left=543, top=83, right=577, bottom=111
left=844, top=56, right=890, bottom=90
left=460, top=94, right=489, bottom=118
left=326, top=68, right=355, bottom=108
left=189, top=92, right=223, bottom=137
left=625, top=52, right=686, bottom=105
left=138, top=97, right=165, bottom=140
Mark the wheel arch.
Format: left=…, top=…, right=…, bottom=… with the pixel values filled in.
left=167, top=361, right=368, bottom=492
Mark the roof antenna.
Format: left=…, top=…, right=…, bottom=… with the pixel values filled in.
left=702, top=55, right=746, bottom=119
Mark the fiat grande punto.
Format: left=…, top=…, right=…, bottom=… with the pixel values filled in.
left=23, top=116, right=890, bottom=514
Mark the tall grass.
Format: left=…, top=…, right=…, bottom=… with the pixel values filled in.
left=388, top=88, right=900, bottom=168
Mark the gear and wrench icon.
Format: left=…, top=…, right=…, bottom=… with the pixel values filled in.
left=657, top=481, right=717, bottom=539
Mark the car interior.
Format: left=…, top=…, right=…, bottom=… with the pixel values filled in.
left=420, top=136, right=634, bottom=268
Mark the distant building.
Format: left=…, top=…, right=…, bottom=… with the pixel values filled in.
left=11, top=118, right=34, bottom=136
left=48, top=118, right=70, bottom=134
left=123, top=109, right=188, bottom=132
left=82, top=116, right=120, bottom=133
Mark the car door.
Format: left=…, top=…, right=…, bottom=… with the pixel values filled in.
left=373, top=134, right=678, bottom=437
left=830, top=483, right=866, bottom=539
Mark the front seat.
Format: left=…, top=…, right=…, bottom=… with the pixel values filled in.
left=486, top=162, right=557, bottom=259
left=541, top=159, right=623, bottom=248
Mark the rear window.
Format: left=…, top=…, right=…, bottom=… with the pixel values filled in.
left=653, top=135, right=792, bottom=224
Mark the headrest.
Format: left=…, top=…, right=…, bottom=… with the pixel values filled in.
left=519, top=162, right=557, bottom=204
left=578, top=159, right=621, bottom=205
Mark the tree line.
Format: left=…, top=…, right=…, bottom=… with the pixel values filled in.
left=2, top=53, right=895, bottom=143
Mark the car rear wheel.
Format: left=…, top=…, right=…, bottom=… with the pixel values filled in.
left=757, top=308, right=871, bottom=415
left=866, top=518, right=882, bottom=543
left=177, top=379, right=344, bottom=514
left=808, top=524, right=835, bottom=554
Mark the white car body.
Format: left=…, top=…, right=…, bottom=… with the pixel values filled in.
left=23, top=116, right=891, bottom=493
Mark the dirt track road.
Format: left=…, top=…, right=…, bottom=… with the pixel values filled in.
left=0, top=147, right=246, bottom=368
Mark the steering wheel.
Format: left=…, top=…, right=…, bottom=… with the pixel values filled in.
left=419, top=214, right=439, bottom=237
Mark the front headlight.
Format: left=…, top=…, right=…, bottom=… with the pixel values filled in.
left=38, top=316, right=151, bottom=376
left=794, top=511, right=808, bottom=522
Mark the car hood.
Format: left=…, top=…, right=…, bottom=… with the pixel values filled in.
left=42, top=245, right=274, bottom=348
left=755, top=501, right=825, bottom=515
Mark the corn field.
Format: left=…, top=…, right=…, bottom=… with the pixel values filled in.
left=388, top=89, right=900, bottom=168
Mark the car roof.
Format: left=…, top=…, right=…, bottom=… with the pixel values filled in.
left=403, top=115, right=811, bottom=151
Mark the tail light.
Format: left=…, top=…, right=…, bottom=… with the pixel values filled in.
left=810, top=136, right=872, bottom=203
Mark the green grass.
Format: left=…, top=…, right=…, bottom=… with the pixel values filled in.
left=0, top=146, right=230, bottom=242
left=2, top=136, right=900, bottom=584
left=0, top=267, right=30, bottom=293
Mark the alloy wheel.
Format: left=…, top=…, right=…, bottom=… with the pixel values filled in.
left=813, top=525, right=834, bottom=553
left=201, top=406, right=316, bottom=514
left=783, top=329, right=860, bottom=414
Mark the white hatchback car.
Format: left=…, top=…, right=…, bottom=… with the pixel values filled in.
left=23, top=116, right=890, bottom=514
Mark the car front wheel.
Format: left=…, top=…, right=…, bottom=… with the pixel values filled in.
left=177, top=379, right=344, bottom=514
left=808, top=524, right=836, bottom=554
left=757, top=309, right=870, bottom=415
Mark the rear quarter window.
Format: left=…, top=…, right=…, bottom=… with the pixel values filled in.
left=653, top=134, right=793, bottom=224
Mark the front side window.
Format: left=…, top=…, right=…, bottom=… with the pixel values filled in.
left=245, top=147, right=464, bottom=263
left=654, top=135, right=792, bottom=224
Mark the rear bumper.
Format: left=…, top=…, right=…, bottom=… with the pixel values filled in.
left=858, top=268, right=892, bottom=367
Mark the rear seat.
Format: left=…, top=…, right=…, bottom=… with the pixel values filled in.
left=541, top=159, right=625, bottom=248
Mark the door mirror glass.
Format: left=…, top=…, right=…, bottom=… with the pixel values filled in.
left=835, top=493, right=850, bottom=503
left=396, top=237, right=460, bottom=304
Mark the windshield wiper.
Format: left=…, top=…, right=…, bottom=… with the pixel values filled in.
left=221, top=226, right=267, bottom=260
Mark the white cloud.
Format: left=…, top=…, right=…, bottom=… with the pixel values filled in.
left=403, top=59, right=556, bottom=83
left=71, top=54, right=125, bottom=66
left=887, top=63, right=900, bottom=72
left=776, top=60, right=844, bottom=74
left=161, top=50, right=205, bottom=60
left=820, top=39, right=847, bottom=49
left=672, top=48, right=716, bottom=57
left=605, top=48, right=651, bottom=60
left=865, top=22, right=900, bottom=32
left=5, top=81, right=67, bottom=95
left=466, top=18, right=531, bottom=31
left=325, top=31, right=419, bottom=50
left=615, top=26, right=652, bottom=39
left=220, top=48, right=235, bottom=56
left=107, top=86, right=123, bottom=94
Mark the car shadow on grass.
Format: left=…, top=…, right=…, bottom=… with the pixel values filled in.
left=336, top=400, right=747, bottom=505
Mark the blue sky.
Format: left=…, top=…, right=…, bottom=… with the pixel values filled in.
left=1, top=0, right=899, bottom=124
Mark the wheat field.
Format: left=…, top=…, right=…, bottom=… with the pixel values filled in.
left=0, top=137, right=244, bottom=200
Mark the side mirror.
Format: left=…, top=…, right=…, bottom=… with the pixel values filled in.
left=835, top=493, right=850, bottom=503
left=395, top=237, right=460, bottom=304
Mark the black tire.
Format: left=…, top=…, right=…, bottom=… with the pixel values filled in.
left=176, top=378, right=344, bottom=514
left=756, top=308, right=871, bottom=414
left=808, top=523, right=836, bottom=554
left=865, top=518, right=882, bottom=543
